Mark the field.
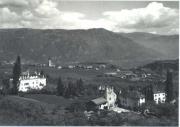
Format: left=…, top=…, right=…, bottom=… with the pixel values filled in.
left=24, top=94, right=74, bottom=108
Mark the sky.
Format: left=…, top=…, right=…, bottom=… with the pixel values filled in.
left=0, top=0, right=179, bottom=35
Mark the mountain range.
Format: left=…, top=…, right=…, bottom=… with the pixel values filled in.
left=121, top=32, right=179, bottom=59
left=0, top=28, right=178, bottom=68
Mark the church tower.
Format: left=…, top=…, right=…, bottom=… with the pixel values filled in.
left=48, top=58, right=52, bottom=67
left=105, top=86, right=117, bottom=109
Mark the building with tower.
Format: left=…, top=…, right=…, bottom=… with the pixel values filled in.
left=48, top=58, right=55, bottom=67
left=105, top=86, right=117, bottom=109
left=86, top=86, right=117, bottom=111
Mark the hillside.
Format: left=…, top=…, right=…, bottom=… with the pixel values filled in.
left=0, top=28, right=172, bottom=67
left=120, top=32, right=179, bottom=59
left=139, top=59, right=179, bottom=95
left=142, top=59, right=179, bottom=72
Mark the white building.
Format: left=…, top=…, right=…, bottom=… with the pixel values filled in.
left=10, top=71, right=46, bottom=92
left=152, top=85, right=166, bottom=104
left=48, top=58, right=55, bottom=67
left=87, top=86, right=117, bottom=111
left=105, top=86, right=117, bottom=109
left=138, top=97, right=145, bottom=106
left=68, top=65, right=75, bottom=69
left=104, top=72, right=117, bottom=76
left=153, top=91, right=166, bottom=104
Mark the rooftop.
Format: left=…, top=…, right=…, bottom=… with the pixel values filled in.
left=91, top=97, right=107, bottom=105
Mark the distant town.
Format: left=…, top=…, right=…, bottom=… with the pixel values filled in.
left=0, top=56, right=178, bottom=125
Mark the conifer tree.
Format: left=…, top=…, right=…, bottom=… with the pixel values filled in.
left=64, top=84, right=70, bottom=98
left=12, top=56, right=21, bottom=95
left=68, top=81, right=75, bottom=96
left=165, top=69, right=174, bottom=102
left=148, top=85, right=154, bottom=101
left=145, top=85, right=154, bottom=102
left=57, top=77, right=64, bottom=96
left=79, top=78, right=84, bottom=91
left=40, top=70, right=44, bottom=77
left=76, top=78, right=84, bottom=94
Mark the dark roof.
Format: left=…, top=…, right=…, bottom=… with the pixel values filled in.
left=91, top=97, right=107, bottom=105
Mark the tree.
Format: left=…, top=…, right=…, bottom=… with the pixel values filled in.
left=63, top=79, right=84, bottom=98
left=144, top=85, right=154, bottom=102
left=165, top=69, right=174, bottom=103
left=148, top=85, right=154, bottom=101
left=57, top=77, right=64, bottom=96
left=2, top=78, right=10, bottom=95
left=68, top=81, right=76, bottom=96
left=76, top=78, right=84, bottom=95
left=12, top=56, right=21, bottom=95
left=64, top=83, right=70, bottom=98
left=40, top=70, right=44, bottom=77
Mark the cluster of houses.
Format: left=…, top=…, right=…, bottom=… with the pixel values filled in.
left=47, top=58, right=109, bottom=71
left=2, top=61, right=169, bottom=114
left=6, top=69, right=167, bottom=113
left=104, top=68, right=164, bottom=82
left=86, top=83, right=167, bottom=113
left=86, top=86, right=117, bottom=111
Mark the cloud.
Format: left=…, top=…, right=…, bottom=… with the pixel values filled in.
left=0, top=0, right=41, bottom=8
left=0, top=1, right=178, bottom=35
left=22, top=10, right=34, bottom=20
left=103, top=2, right=179, bottom=34
left=0, top=7, right=20, bottom=23
left=35, top=0, right=60, bottom=17
left=0, top=0, right=28, bottom=7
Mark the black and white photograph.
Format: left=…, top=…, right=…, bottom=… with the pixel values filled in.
left=0, top=0, right=179, bottom=126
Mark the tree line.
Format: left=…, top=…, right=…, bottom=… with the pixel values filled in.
left=57, top=77, right=84, bottom=98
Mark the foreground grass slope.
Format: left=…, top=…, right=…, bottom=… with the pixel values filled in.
left=0, top=96, right=55, bottom=125
left=0, top=95, right=178, bottom=126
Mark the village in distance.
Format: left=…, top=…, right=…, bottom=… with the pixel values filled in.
left=0, top=55, right=178, bottom=126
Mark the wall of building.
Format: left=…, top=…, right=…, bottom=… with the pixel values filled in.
left=99, top=103, right=108, bottom=110
left=105, top=87, right=117, bottom=109
left=138, top=98, right=145, bottom=106
left=18, top=77, right=46, bottom=92
left=154, top=92, right=166, bottom=104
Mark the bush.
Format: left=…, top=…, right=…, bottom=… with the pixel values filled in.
left=150, top=103, right=178, bottom=118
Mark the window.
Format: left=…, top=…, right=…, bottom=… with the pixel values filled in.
left=24, top=83, right=29, bottom=86
left=40, top=83, right=44, bottom=86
